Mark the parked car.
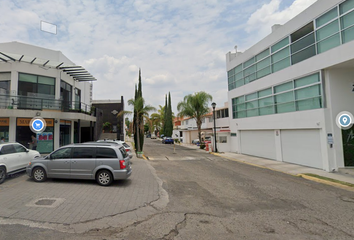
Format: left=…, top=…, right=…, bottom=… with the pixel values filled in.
left=162, top=137, right=174, bottom=144
left=26, top=143, right=132, bottom=186
left=96, top=139, right=133, bottom=159
left=146, top=133, right=151, bottom=138
left=192, top=138, right=200, bottom=145
left=0, top=142, right=40, bottom=184
left=151, top=134, right=157, bottom=139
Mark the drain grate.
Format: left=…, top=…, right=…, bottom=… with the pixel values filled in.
left=26, top=198, right=65, bottom=208
left=35, top=199, right=56, bottom=206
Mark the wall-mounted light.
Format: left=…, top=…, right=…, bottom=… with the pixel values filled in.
left=36, top=112, right=41, bottom=116
left=54, top=119, right=58, bottom=124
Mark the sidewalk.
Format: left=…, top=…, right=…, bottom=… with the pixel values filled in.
left=179, top=142, right=354, bottom=190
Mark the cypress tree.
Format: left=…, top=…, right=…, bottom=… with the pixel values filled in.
left=163, top=94, right=167, bottom=135
left=137, top=69, right=144, bottom=151
left=165, top=92, right=173, bottom=137
left=133, top=84, right=138, bottom=151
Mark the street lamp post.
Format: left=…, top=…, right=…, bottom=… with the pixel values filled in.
left=211, top=102, right=218, bottom=152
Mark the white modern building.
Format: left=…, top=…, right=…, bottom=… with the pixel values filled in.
left=180, top=103, right=231, bottom=152
left=0, top=42, right=96, bottom=153
left=226, top=0, right=354, bottom=171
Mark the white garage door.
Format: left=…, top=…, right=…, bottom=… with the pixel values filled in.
left=240, top=130, right=276, bottom=160
left=281, top=129, right=322, bottom=169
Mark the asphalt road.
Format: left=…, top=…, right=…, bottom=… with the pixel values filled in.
left=109, top=138, right=354, bottom=240
left=1, top=138, right=354, bottom=240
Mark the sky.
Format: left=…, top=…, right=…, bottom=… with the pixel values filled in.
left=0, top=0, right=317, bottom=115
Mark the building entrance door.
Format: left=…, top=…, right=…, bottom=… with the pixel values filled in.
left=342, top=125, right=354, bottom=166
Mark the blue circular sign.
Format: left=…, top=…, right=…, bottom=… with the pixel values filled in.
left=339, top=114, right=352, bottom=127
left=29, top=117, right=46, bottom=133
left=32, top=119, right=44, bottom=131
left=336, top=111, right=354, bottom=129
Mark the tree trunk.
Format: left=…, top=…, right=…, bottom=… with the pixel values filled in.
left=197, top=119, right=202, bottom=144
left=136, top=120, right=141, bottom=153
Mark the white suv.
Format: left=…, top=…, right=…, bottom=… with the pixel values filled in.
left=0, top=142, right=40, bottom=184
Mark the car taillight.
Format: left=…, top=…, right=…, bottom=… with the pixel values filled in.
left=119, top=160, right=126, bottom=169
left=125, top=149, right=130, bottom=152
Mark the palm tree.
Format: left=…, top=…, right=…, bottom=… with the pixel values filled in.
left=143, top=115, right=154, bottom=134
left=128, top=96, right=156, bottom=153
left=150, top=113, right=162, bottom=134
left=177, top=91, right=212, bottom=145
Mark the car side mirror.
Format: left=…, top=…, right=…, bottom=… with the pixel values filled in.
left=26, top=149, right=30, bottom=152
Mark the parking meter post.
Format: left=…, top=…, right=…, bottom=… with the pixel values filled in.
left=173, top=143, right=176, bottom=153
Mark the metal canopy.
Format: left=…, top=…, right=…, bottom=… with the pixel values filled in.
left=0, top=51, right=97, bottom=82
left=59, top=66, right=96, bottom=81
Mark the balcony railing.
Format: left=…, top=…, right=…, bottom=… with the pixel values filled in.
left=0, top=94, right=94, bottom=116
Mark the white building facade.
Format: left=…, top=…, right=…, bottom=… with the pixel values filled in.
left=180, top=103, right=231, bottom=152
left=0, top=42, right=96, bottom=153
left=226, top=0, right=354, bottom=171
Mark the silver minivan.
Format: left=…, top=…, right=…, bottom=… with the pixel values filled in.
left=26, top=143, right=132, bottom=186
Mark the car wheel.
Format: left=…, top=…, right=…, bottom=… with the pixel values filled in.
left=32, top=167, right=47, bottom=182
left=96, top=170, right=113, bottom=186
left=0, top=167, right=6, bottom=184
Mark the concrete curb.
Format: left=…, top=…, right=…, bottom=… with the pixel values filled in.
left=297, top=174, right=354, bottom=192
left=210, top=152, right=354, bottom=192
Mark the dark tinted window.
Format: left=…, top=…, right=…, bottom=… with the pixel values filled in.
left=119, top=147, right=128, bottom=158
left=96, top=148, right=117, bottom=158
left=0, top=145, right=16, bottom=155
left=14, top=144, right=27, bottom=153
left=72, top=147, right=94, bottom=159
left=51, top=148, right=71, bottom=159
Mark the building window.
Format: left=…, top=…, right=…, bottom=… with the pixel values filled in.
left=232, top=72, right=322, bottom=118
left=228, top=0, right=354, bottom=91
left=0, top=72, right=10, bottom=94
left=219, top=136, right=227, bottom=143
left=18, top=73, right=55, bottom=98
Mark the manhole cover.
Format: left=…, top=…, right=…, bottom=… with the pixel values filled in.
left=35, top=199, right=56, bottom=206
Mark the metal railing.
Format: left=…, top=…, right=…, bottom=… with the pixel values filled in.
left=0, top=94, right=94, bottom=116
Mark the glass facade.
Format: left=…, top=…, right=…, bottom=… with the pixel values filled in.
left=232, top=73, right=322, bottom=118
left=18, top=73, right=55, bottom=97
left=0, top=72, right=10, bottom=95
left=228, top=0, right=354, bottom=91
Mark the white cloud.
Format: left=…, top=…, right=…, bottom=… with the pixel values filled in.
left=0, top=0, right=316, bottom=115
left=246, top=0, right=317, bottom=40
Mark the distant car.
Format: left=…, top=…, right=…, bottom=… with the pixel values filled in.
left=26, top=143, right=132, bottom=186
left=162, top=137, right=174, bottom=144
left=0, top=142, right=40, bottom=184
left=151, top=134, right=157, bottom=139
left=192, top=139, right=200, bottom=145
left=96, top=139, right=133, bottom=159
left=146, top=133, right=151, bottom=138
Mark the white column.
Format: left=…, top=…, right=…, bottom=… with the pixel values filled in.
left=71, top=121, right=74, bottom=143
left=9, top=117, right=16, bottom=142
left=54, top=119, right=60, bottom=150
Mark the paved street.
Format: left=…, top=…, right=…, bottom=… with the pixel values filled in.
left=0, top=154, right=163, bottom=239
left=114, top=138, right=354, bottom=240
left=1, top=138, right=354, bottom=239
